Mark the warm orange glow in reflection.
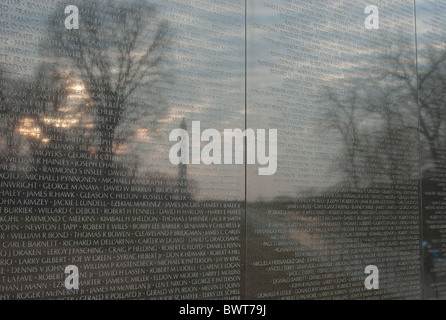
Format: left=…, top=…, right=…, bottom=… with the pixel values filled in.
left=72, top=84, right=83, bottom=91
left=16, top=118, right=50, bottom=143
left=137, top=128, right=150, bottom=139
left=114, top=143, right=129, bottom=155
left=43, top=117, right=79, bottom=128
left=67, top=81, right=88, bottom=101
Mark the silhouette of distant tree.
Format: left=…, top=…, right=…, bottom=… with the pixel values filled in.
left=320, top=45, right=420, bottom=189
left=42, top=0, right=172, bottom=165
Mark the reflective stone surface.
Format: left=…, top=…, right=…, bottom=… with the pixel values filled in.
left=0, top=0, right=445, bottom=300
left=416, top=0, right=446, bottom=300
left=246, top=0, right=420, bottom=300
left=0, top=0, right=245, bottom=300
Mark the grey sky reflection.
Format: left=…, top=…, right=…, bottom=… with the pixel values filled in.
left=0, top=0, right=441, bottom=201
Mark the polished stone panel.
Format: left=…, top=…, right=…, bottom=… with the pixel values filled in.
left=246, top=0, right=421, bottom=300
left=1, top=0, right=446, bottom=301
left=0, top=0, right=245, bottom=300
left=416, top=0, right=446, bottom=300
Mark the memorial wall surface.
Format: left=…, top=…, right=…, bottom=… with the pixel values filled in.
left=246, top=0, right=420, bottom=300
left=0, top=0, right=444, bottom=300
left=0, top=0, right=245, bottom=300
left=417, top=0, right=446, bottom=300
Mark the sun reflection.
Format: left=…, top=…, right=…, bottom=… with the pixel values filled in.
left=43, top=117, right=79, bottom=128
left=66, top=82, right=88, bottom=101
left=16, top=118, right=49, bottom=143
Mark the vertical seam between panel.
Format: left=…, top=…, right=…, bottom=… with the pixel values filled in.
left=244, top=0, right=248, bottom=301
left=413, top=0, right=424, bottom=300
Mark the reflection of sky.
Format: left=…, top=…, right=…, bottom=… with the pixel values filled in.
left=0, top=0, right=442, bottom=201
left=247, top=0, right=421, bottom=201
left=416, top=1, right=446, bottom=60
left=1, top=0, right=245, bottom=201
left=139, top=0, right=245, bottom=201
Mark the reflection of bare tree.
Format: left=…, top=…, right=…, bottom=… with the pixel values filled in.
left=321, top=43, right=446, bottom=299
left=0, top=68, right=26, bottom=170
left=0, top=1, right=175, bottom=214
left=26, top=64, right=72, bottom=171
left=321, top=46, right=419, bottom=189
left=43, top=0, right=171, bottom=163
left=322, top=88, right=362, bottom=188
left=417, top=50, right=446, bottom=167
left=416, top=47, right=446, bottom=300
left=379, top=46, right=446, bottom=173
